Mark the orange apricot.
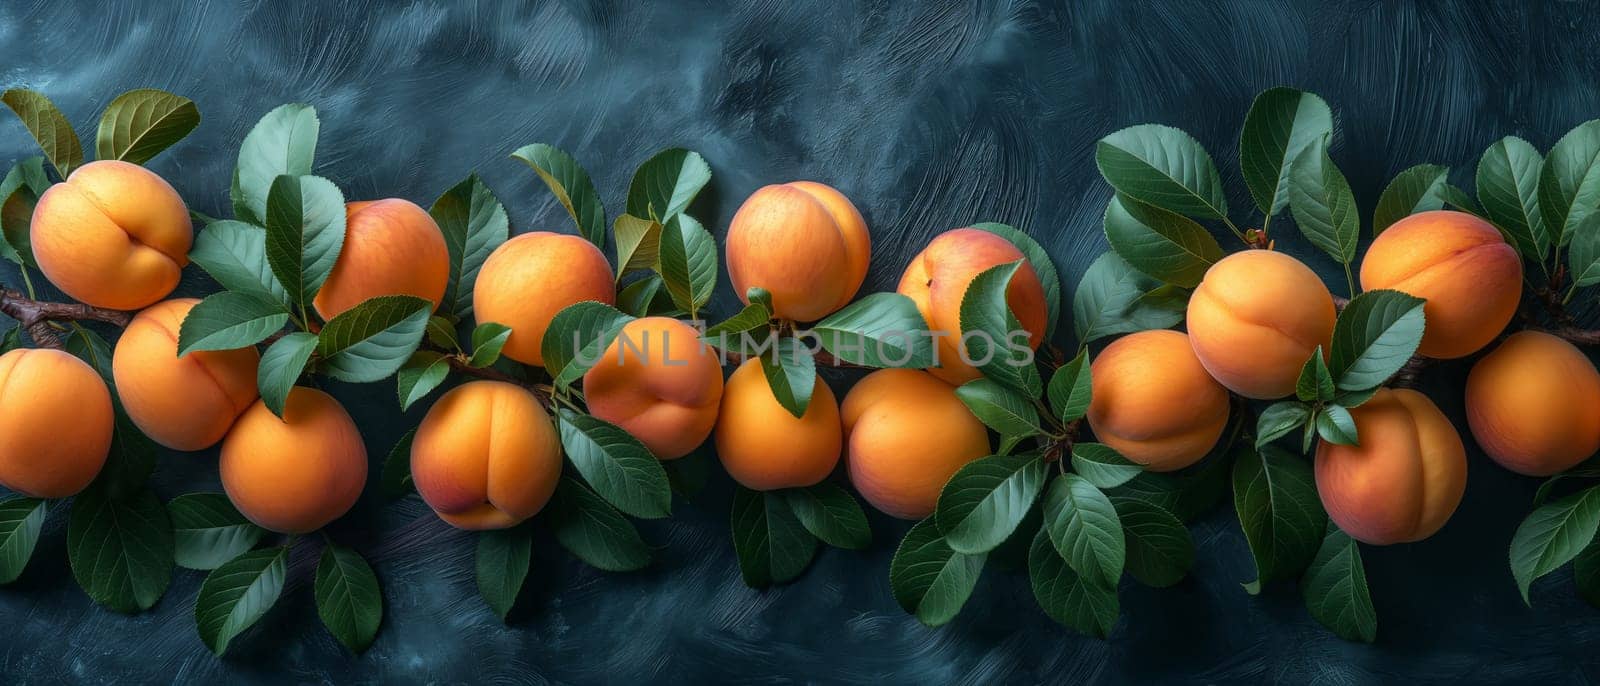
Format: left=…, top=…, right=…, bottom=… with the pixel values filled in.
left=1186, top=250, right=1336, bottom=399
left=725, top=182, right=870, bottom=322
left=842, top=369, right=990, bottom=519
left=1086, top=330, right=1229, bottom=471
left=583, top=317, right=723, bottom=459
left=473, top=231, right=615, bottom=366
left=112, top=298, right=260, bottom=451
left=1466, top=331, right=1600, bottom=476
left=715, top=359, right=841, bottom=490
left=30, top=160, right=191, bottom=310
left=410, top=381, right=562, bottom=530
left=0, top=348, right=113, bottom=498
left=220, top=387, right=367, bottom=534
left=313, top=199, right=450, bottom=320
left=1315, top=388, right=1466, bottom=545
left=1359, top=210, right=1521, bottom=359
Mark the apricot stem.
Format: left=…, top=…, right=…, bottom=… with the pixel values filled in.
left=0, top=287, right=131, bottom=349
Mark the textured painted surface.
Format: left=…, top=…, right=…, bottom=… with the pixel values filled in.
left=2, top=0, right=1600, bottom=683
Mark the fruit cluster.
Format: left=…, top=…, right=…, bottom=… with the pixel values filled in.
left=3, top=83, right=1600, bottom=654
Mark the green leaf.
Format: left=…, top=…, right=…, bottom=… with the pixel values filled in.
left=1043, top=474, right=1125, bottom=587
left=889, top=518, right=986, bottom=627
left=1575, top=537, right=1600, bottom=610
left=1107, top=442, right=1233, bottom=524
left=935, top=454, right=1048, bottom=554
left=782, top=482, right=871, bottom=550
left=67, top=486, right=172, bottom=613
left=1112, top=497, right=1193, bottom=587
left=1315, top=405, right=1358, bottom=446
left=168, top=493, right=265, bottom=571
left=627, top=148, right=711, bottom=221
left=1047, top=349, right=1092, bottom=424
left=1256, top=401, right=1312, bottom=450
left=0, top=497, right=46, bottom=584
left=1071, top=443, right=1143, bottom=490
left=0, top=182, right=39, bottom=268
left=731, top=486, right=817, bottom=588
left=396, top=351, right=451, bottom=412
left=1568, top=214, right=1600, bottom=288
left=557, top=409, right=672, bottom=519
left=703, top=300, right=772, bottom=344
left=0, top=326, right=18, bottom=354
left=959, top=261, right=1042, bottom=395
left=812, top=292, right=934, bottom=368
left=232, top=103, right=319, bottom=225
left=426, top=315, right=460, bottom=351
left=1027, top=526, right=1119, bottom=638
left=1072, top=252, right=1185, bottom=344
left=541, top=301, right=633, bottom=387
left=1240, top=87, right=1334, bottom=217
left=657, top=213, right=717, bottom=316
left=94, top=88, right=200, bottom=165
left=543, top=475, right=652, bottom=572
left=1287, top=138, right=1360, bottom=264
left=430, top=174, right=509, bottom=318
left=1295, top=347, right=1335, bottom=403
left=613, top=214, right=663, bottom=279
left=1, top=88, right=83, bottom=177
left=256, top=332, right=318, bottom=418
left=317, top=295, right=432, bottom=383
left=189, top=220, right=290, bottom=305
left=955, top=378, right=1045, bottom=439
left=1327, top=289, right=1426, bottom=391
left=1096, top=124, right=1229, bottom=220
left=1232, top=444, right=1326, bottom=591
left=1372, top=164, right=1450, bottom=234
left=511, top=143, right=606, bottom=247
left=315, top=542, right=382, bottom=653
left=1539, top=119, right=1600, bottom=247
left=616, top=273, right=671, bottom=317
left=467, top=322, right=513, bottom=367
left=1301, top=523, right=1377, bottom=642
left=263, top=174, right=346, bottom=313
left=1102, top=195, right=1222, bottom=287
left=1509, top=485, right=1600, bottom=604
left=380, top=429, right=416, bottom=501
left=195, top=546, right=288, bottom=655
left=1476, top=136, right=1548, bottom=257
left=177, top=291, right=287, bottom=356
left=972, top=222, right=1065, bottom=338
left=476, top=525, right=532, bottom=621
left=758, top=337, right=817, bottom=419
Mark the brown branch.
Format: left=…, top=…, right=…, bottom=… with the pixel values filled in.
left=0, top=287, right=131, bottom=349
left=1557, top=328, right=1600, bottom=346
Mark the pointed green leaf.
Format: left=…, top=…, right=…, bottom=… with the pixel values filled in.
left=315, top=542, right=383, bottom=653
left=430, top=174, right=509, bottom=318
left=936, top=454, right=1047, bottom=554
left=1112, top=497, right=1193, bottom=587
left=0, top=497, right=46, bottom=584
left=1538, top=119, right=1600, bottom=248
left=1315, top=405, right=1358, bottom=446
left=177, top=291, right=288, bottom=356
left=1071, top=443, right=1143, bottom=490
left=1232, top=444, right=1326, bottom=591
left=257, top=332, right=318, bottom=418
left=955, top=378, right=1045, bottom=439
left=168, top=493, right=265, bottom=571
left=1327, top=289, right=1426, bottom=390
left=783, top=482, right=871, bottom=550
left=731, top=486, right=816, bottom=588
left=467, top=322, right=513, bottom=367
left=1372, top=164, right=1450, bottom=234
left=1256, top=401, right=1312, bottom=450
left=541, top=301, right=633, bottom=386
left=233, top=103, right=319, bottom=225
left=189, top=220, right=290, bottom=305
left=67, top=486, right=173, bottom=613
left=657, top=213, right=717, bottom=316
left=627, top=148, right=711, bottom=221
left=959, top=261, right=1042, bottom=395
left=263, top=174, right=345, bottom=313
left=475, top=525, right=532, bottom=621
left=1027, top=526, right=1119, bottom=637
left=1288, top=138, right=1360, bottom=263
left=557, top=409, right=672, bottom=519
left=380, top=429, right=416, bottom=501
left=317, top=295, right=432, bottom=383
left=758, top=337, right=817, bottom=419
left=971, top=222, right=1064, bottom=338
left=1510, top=485, right=1600, bottom=604
left=95, top=88, right=200, bottom=165
left=1095, top=124, right=1228, bottom=220
left=1, top=88, right=83, bottom=177
left=1295, top=347, right=1335, bottom=403
left=195, top=546, right=288, bottom=655
left=544, top=475, right=652, bottom=572
left=1072, top=252, right=1185, bottom=344
left=1043, top=474, right=1125, bottom=587
left=889, top=518, right=986, bottom=627
left=1102, top=194, right=1222, bottom=287
left=396, top=351, right=451, bottom=411
left=1301, top=523, right=1377, bottom=642
left=1240, top=87, right=1334, bottom=216
left=813, top=292, right=934, bottom=368
left=511, top=143, right=605, bottom=247
left=613, top=214, right=662, bottom=279
left=1047, top=348, right=1093, bottom=423
left=1476, top=136, right=1547, bottom=257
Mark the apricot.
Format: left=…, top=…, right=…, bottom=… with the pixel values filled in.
left=715, top=359, right=841, bottom=490
left=1466, top=331, right=1600, bottom=476
left=725, top=181, right=870, bottom=322
left=0, top=349, right=113, bottom=498
left=582, top=317, right=723, bottom=459
left=112, top=299, right=259, bottom=451
left=313, top=199, right=450, bottom=320
left=220, top=387, right=367, bottom=534
left=1314, top=389, right=1466, bottom=545
left=1187, top=250, right=1335, bottom=399
left=1359, top=210, right=1521, bottom=359
left=473, top=231, right=615, bottom=366
left=30, top=160, right=191, bottom=310
left=410, top=381, right=562, bottom=530
left=842, top=369, right=990, bottom=519
left=1086, top=330, right=1229, bottom=471
left=898, top=228, right=1049, bottom=386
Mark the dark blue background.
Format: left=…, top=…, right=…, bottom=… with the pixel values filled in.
left=3, top=0, right=1599, bottom=682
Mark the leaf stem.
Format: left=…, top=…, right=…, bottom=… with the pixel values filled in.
left=1221, top=216, right=1249, bottom=244
left=1342, top=261, right=1356, bottom=299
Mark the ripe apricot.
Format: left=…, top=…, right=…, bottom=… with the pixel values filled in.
left=583, top=317, right=723, bottom=459
left=411, top=381, right=562, bottom=530
left=842, top=369, right=990, bottom=519
left=220, top=387, right=367, bottom=534
left=897, top=228, right=1049, bottom=386
left=1187, top=250, right=1335, bottom=399
left=1086, top=330, right=1229, bottom=471
left=112, top=298, right=259, bottom=451
left=313, top=199, right=450, bottom=320
left=1315, top=388, right=1466, bottom=545
left=726, top=181, right=870, bottom=321
left=0, top=348, right=113, bottom=498
left=30, top=160, right=191, bottom=310
left=1359, top=210, right=1521, bottom=359
left=473, top=231, right=615, bottom=366
left=715, top=359, right=841, bottom=490
left=1466, top=331, right=1600, bottom=476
